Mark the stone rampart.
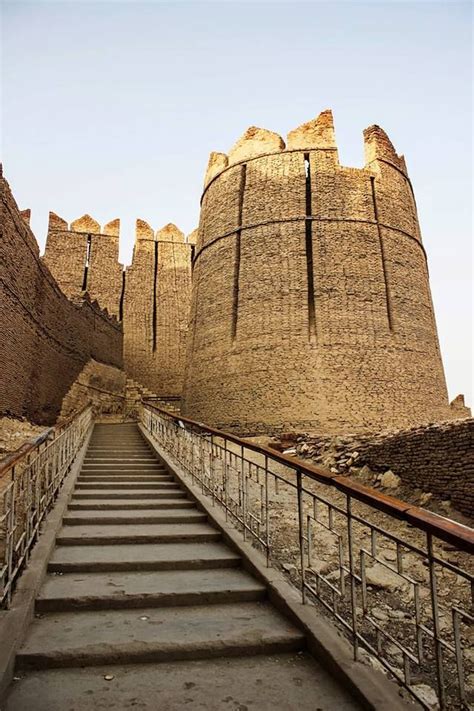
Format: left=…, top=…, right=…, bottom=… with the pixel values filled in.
left=182, top=110, right=460, bottom=434
left=43, top=212, right=193, bottom=398
left=0, top=169, right=123, bottom=424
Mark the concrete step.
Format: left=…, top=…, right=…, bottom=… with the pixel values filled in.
left=56, top=522, right=221, bottom=545
left=5, top=653, right=357, bottom=711
left=86, top=448, right=152, bottom=453
left=16, top=602, right=304, bottom=669
left=75, top=482, right=179, bottom=490
left=81, top=463, right=165, bottom=470
left=77, top=474, right=174, bottom=482
left=36, top=569, right=265, bottom=612
left=68, top=499, right=193, bottom=510
left=89, top=440, right=146, bottom=445
left=71, top=490, right=187, bottom=500
left=47, top=541, right=241, bottom=573
left=62, top=509, right=207, bottom=525
left=84, top=457, right=159, bottom=463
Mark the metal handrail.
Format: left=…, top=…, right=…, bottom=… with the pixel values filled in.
left=141, top=401, right=473, bottom=554
left=0, top=405, right=92, bottom=607
left=140, top=400, right=474, bottom=710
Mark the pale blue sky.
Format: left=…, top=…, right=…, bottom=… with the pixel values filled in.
left=1, top=0, right=472, bottom=405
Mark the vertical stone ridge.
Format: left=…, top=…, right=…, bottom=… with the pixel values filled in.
left=304, top=153, right=316, bottom=341
left=152, top=240, right=159, bottom=352
left=370, top=177, right=393, bottom=331
left=231, top=164, right=247, bottom=341
left=119, top=267, right=126, bottom=322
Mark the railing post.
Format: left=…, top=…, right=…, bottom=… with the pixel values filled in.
left=346, top=495, right=359, bottom=660
left=296, top=469, right=306, bottom=603
left=427, top=532, right=445, bottom=709
left=264, top=454, right=270, bottom=566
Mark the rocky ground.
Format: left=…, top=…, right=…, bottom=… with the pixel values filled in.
left=238, top=434, right=474, bottom=710
left=0, top=416, right=46, bottom=461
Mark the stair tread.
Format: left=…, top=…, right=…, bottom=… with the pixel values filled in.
left=49, top=542, right=240, bottom=568
left=62, top=509, right=205, bottom=524
left=56, top=522, right=220, bottom=543
left=5, top=654, right=358, bottom=711
left=37, top=568, right=263, bottom=606
left=71, top=491, right=186, bottom=499
left=68, top=499, right=193, bottom=509
left=17, top=602, right=303, bottom=663
left=76, top=483, right=178, bottom=489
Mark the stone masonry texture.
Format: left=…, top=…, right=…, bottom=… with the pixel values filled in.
left=123, top=222, right=193, bottom=396
left=182, top=110, right=460, bottom=434
left=331, top=419, right=474, bottom=518
left=43, top=214, right=193, bottom=398
left=0, top=169, right=123, bottom=425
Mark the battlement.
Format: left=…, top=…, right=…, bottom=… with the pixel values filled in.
left=203, top=109, right=407, bottom=188
left=363, top=124, right=408, bottom=174
left=47, top=212, right=121, bottom=236
left=186, top=228, right=199, bottom=245
left=20, top=208, right=31, bottom=225
left=156, top=223, right=184, bottom=243
left=74, top=292, right=121, bottom=327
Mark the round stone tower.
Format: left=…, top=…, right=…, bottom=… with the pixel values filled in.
left=182, top=110, right=453, bottom=434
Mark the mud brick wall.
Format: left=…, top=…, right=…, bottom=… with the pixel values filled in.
left=182, top=111, right=458, bottom=435
left=43, top=213, right=123, bottom=317
left=43, top=213, right=193, bottom=397
left=59, top=360, right=126, bottom=421
left=356, top=419, right=474, bottom=518
left=0, top=169, right=123, bottom=425
left=123, top=223, right=193, bottom=396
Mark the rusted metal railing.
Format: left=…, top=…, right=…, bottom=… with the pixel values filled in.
left=0, top=405, right=92, bottom=608
left=140, top=401, right=474, bottom=710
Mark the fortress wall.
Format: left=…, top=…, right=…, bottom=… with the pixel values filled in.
left=0, top=170, right=123, bottom=424
left=88, top=230, right=123, bottom=317
left=59, top=360, right=126, bottom=421
left=123, top=224, right=193, bottom=396
left=182, top=112, right=456, bottom=434
left=43, top=215, right=123, bottom=317
left=352, top=419, right=474, bottom=519
left=122, top=229, right=155, bottom=390
left=42, top=221, right=88, bottom=300
left=43, top=212, right=193, bottom=397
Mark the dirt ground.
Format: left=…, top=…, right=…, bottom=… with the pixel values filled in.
left=224, top=435, right=474, bottom=710
left=0, top=416, right=46, bottom=460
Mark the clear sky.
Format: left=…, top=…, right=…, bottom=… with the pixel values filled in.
left=1, top=0, right=472, bottom=405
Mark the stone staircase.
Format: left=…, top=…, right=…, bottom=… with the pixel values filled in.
left=124, top=378, right=181, bottom=420
left=5, top=423, right=359, bottom=710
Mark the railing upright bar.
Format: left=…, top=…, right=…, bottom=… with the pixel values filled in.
left=296, top=469, right=306, bottom=604
left=139, top=402, right=474, bottom=710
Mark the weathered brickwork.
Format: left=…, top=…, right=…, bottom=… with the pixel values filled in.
left=43, top=213, right=123, bottom=317
left=43, top=214, right=193, bottom=398
left=349, top=419, right=474, bottom=518
left=59, top=360, right=126, bottom=421
left=123, top=222, right=193, bottom=396
left=182, top=110, right=461, bottom=434
left=0, top=169, right=123, bottom=425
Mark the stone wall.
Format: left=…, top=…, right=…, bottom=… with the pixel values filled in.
left=0, top=168, right=123, bottom=424
left=123, top=222, right=193, bottom=397
left=182, top=110, right=461, bottom=435
left=43, top=213, right=123, bottom=317
left=43, top=215, right=193, bottom=398
left=349, top=420, right=473, bottom=518
left=59, top=360, right=126, bottom=421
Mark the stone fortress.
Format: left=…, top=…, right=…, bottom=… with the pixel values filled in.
left=1, top=110, right=470, bottom=434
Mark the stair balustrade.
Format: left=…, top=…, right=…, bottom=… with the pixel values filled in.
left=140, top=400, right=474, bottom=711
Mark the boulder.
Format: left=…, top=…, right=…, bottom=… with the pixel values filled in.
left=365, top=562, right=404, bottom=591
left=379, top=470, right=400, bottom=489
